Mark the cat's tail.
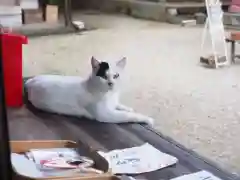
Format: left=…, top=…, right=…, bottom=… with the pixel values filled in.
left=23, top=76, right=43, bottom=114
left=23, top=77, right=35, bottom=107
left=25, top=78, right=32, bottom=85
left=24, top=77, right=35, bottom=86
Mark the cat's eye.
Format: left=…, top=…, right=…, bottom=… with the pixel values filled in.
left=102, top=75, right=108, bottom=80
left=113, top=73, right=119, bottom=79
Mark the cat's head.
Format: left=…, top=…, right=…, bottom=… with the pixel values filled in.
left=90, top=56, right=126, bottom=91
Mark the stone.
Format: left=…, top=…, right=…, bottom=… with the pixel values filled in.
left=181, top=19, right=197, bottom=26
left=194, top=12, right=206, bottom=24
left=129, top=1, right=166, bottom=22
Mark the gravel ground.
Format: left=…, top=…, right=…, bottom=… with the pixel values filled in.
left=23, top=13, right=240, bottom=174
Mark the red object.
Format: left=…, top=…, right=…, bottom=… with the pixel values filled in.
left=231, top=0, right=240, bottom=6
left=1, top=33, right=28, bottom=107
left=229, top=0, right=240, bottom=12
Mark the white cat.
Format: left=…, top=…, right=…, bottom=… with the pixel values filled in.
left=25, top=57, right=154, bottom=126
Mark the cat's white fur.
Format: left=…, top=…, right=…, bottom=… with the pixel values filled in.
left=25, top=57, right=154, bottom=126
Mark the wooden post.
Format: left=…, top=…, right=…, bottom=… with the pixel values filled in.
left=64, top=0, right=73, bottom=27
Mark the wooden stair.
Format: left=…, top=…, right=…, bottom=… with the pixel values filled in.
left=165, top=0, right=230, bottom=8
left=165, top=0, right=230, bottom=24
left=223, top=12, right=240, bottom=30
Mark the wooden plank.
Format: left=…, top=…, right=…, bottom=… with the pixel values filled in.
left=8, top=103, right=239, bottom=180
left=8, top=105, right=189, bottom=180
left=8, top=80, right=239, bottom=180
left=8, top=107, right=60, bottom=140
left=12, top=23, right=76, bottom=37
left=165, top=1, right=230, bottom=8
left=124, top=125, right=238, bottom=180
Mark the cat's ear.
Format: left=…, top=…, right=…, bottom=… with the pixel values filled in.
left=116, top=57, right=127, bottom=69
left=91, top=56, right=100, bottom=70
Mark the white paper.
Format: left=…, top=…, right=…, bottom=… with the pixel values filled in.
left=98, top=143, right=178, bottom=174
left=171, top=170, right=223, bottom=180
left=29, top=148, right=83, bottom=175
left=11, top=153, right=43, bottom=178
left=30, top=148, right=79, bottom=166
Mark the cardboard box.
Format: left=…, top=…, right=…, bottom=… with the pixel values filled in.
left=23, top=9, right=43, bottom=24
left=45, top=5, right=58, bottom=23
left=10, top=140, right=114, bottom=180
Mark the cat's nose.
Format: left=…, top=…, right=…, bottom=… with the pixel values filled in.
left=108, top=82, right=113, bottom=87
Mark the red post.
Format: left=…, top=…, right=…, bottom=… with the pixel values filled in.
left=1, top=33, right=28, bottom=107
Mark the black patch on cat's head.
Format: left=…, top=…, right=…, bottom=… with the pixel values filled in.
left=96, top=62, right=109, bottom=79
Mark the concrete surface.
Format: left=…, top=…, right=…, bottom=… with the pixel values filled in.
left=129, top=1, right=166, bottom=22
left=23, top=13, right=240, bottom=174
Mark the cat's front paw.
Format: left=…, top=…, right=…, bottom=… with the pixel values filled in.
left=117, top=104, right=134, bottom=112
left=125, top=107, right=134, bottom=112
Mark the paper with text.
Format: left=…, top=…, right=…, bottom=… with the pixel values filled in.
left=98, top=143, right=178, bottom=174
